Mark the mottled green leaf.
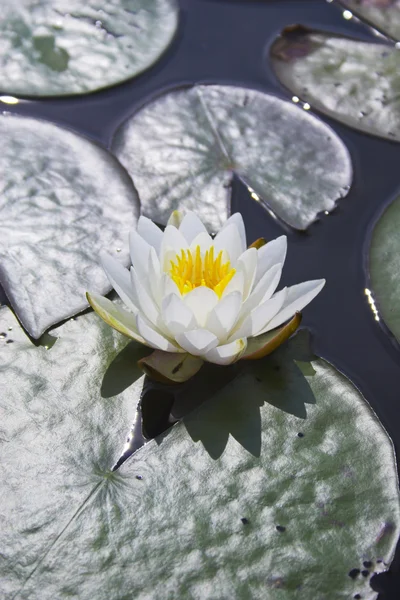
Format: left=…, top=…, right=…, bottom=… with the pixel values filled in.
left=271, top=27, right=400, bottom=142
left=370, top=194, right=400, bottom=341
left=0, top=114, right=140, bottom=338
left=0, top=0, right=179, bottom=97
left=112, top=84, right=352, bottom=231
left=1, top=308, right=398, bottom=599
left=340, top=0, right=400, bottom=41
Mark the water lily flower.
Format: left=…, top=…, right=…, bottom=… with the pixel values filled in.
left=87, top=211, right=325, bottom=383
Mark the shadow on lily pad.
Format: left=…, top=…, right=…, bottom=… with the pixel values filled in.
left=101, top=340, right=150, bottom=399
left=183, top=333, right=317, bottom=460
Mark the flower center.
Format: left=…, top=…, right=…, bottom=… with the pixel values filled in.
left=169, top=245, right=236, bottom=297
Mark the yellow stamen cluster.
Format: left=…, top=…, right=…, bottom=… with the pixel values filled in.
left=169, top=245, right=236, bottom=297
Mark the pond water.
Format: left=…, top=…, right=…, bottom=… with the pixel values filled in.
left=1, top=0, right=400, bottom=597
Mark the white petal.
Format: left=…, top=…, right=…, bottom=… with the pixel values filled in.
left=241, top=263, right=283, bottom=318
left=136, top=314, right=181, bottom=352
left=175, top=329, right=219, bottom=356
left=203, top=338, right=247, bottom=365
left=255, top=236, right=287, bottom=285
left=221, top=270, right=245, bottom=298
left=183, top=286, right=219, bottom=327
left=179, top=212, right=208, bottom=243
left=213, top=223, right=243, bottom=265
left=261, top=279, right=325, bottom=333
left=190, top=231, right=213, bottom=253
left=167, top=210, right=183, bottom=228
left=100, top=251, right=138, bottom=313
left=236, top=247, right=258, bottom=299
left=230, top=288, right=287, bottom=340
left=137, top=216, right=163, bottom=255
left=87, top=293, right=145, bottom=345
left=160, top=225, right=189, bottom=269
left=129, top=230, right=150, bottom=280
left=148, top=247, right=163, bottom=305
left=220, top=213, right=246, bottom=254
left=162, top=293, right=197, bottom=337
left=206, top=291, right=242, bottom=341
left=130, top=267, right=160, bottom=326
left=163, top=273, right=182, bottom=298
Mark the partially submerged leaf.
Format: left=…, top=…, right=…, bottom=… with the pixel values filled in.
left=370, top=194, right=400, bottom=342
left=0, top=0, right=179, bottom=97
left=271, top=26, right=400, bottom=142
left=1, top=307, right=399, bottom=599
left=0, top=114, right=139, bottom=338
left=340, top=0, right=400, bottom=41
left=112, top=84, right=352, bottom=231
left=138, top=350, right=204, bottom=384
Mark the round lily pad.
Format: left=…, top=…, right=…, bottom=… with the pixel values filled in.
left=0, top=0, right=179, bottom=97
left=271, top=26, right=400, bottom=142
left=370, top=194, right=400, bottom=342
left=1, top=306, right=398, bottom=599
left=112, top=84, right=352, bottom=231
left=0, top=114, right=140, bottom=338
left=340, top=0, right=400, bottom=42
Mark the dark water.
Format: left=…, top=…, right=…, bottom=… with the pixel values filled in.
left=2, top=0, right=400, bottom=596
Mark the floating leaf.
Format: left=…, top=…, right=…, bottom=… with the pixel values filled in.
left=340, top=0, right=400, bottom=41
left=0, top=114, right=140, bottom=338
left=0, top=0, right=179, bottom=97
left=112, top=84, right=352, bottom=231
left=271, top=26, right=400, bottom=142
left=370, top=194, right=400, bottom=341
left=1, top=308, right=398, bottom=599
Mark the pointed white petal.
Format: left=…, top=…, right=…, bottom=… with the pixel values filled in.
left=147, top=247, right=163, bottom=305
left=220, top=213, right=246, bottom=254
left=139, top=350, right=203, bottom=384
left=206, top=291, right=242, bottom=341
left=162, top=293, right=197, bottom=337
left=230, top=288, right=287, bottom=340
left=203, top=337, right=247, bottom=365
left=261, top=279, right=325, bottom=333
left=137, top=216, right=163, bottom=255
left=100, top=251, right=138, bottom=313
left=87, top=293, right=145, bottom=344
left=130, top=267, right=160, bottom=326
left=183, top=286, right=219, bottom=327
left=160, top=225, right=189, bottom=269
left=221, top=270, right=245, bottom=298
left=255, top=236, right=287, bottom=285
left=236, top=247, right=258, bottom=299
left=129, top=230, right=150, bottom=280
left=175, top=329, right=219, bottom=356
left=179, top=212, right=208, bottom=243
left=240, top=263, right=283, bottom=318
left=190, top=231, right=213, bottom=253
left=213, top=223, right=242, bottom=265
left=137, top=313, right=181, bottom=352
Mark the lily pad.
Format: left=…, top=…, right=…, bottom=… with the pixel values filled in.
left=0, top=114, right=140, bottom=338
left=370, top=194, right=400, bottom=342
left=1, top=306, right=399, bottom=599
left=340, top=0, right=400, bottom=41
left=0, top=0, right=179, bottom=97
left=271, top=26, right=400, bottom=142
left=112, top=84, right=352, bottom=231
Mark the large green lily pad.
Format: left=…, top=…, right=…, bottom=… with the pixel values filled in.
left=271, top=27, right=400, bottom=142
left=112, top=84, right=352, bottom=231
left=1, top=305, right=399, bottom=599
left=0, top=114, right=140, bottom=339
left=370, top=194, right=400, bottom=342
left=340, top=0, right=400, bottom=42
left=0, top=0, right=179, bottom=97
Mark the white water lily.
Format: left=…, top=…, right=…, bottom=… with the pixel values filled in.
left=87, top=211, right=325, bottom=382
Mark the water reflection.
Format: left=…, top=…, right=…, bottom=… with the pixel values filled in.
left=364, top=288, right=380, bottom=321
